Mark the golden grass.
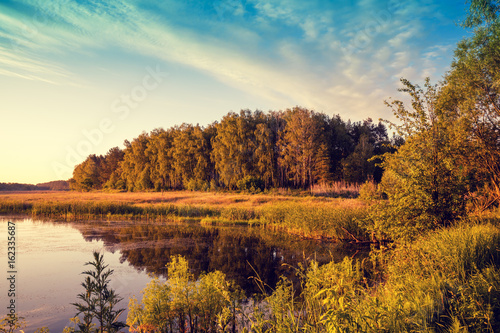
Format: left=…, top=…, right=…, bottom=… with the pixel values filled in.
left=0, top=190, right=363, bottom=209
left=309, top=181, right=361, bottom=198
left=0, top=190, right=368, bottom=241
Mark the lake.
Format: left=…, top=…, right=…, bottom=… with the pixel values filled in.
left=0, top=217, right=362, bottom=332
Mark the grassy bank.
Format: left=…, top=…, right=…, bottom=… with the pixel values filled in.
left=0, top=191, right=370, bottom=242
left=249, top=221, right=500, bottom=332
left=118, top=220, right=500, bottom=332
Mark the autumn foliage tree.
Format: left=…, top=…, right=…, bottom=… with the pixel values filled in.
left=71, top=108, right=389, bottom=192
left=70, top=147, right=125, bottom=191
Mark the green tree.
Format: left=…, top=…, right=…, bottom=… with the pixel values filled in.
left=102, top=147, right=125, bottom=190
left=441, top=15, right=500, bottom=207
left=372, top=79, right=469, bottom=241
left=146, top=128, right=176, bottom=191
left=254, top=121, right=277, bottom=188
left=325, top=115, right=352, bottom=181
left=342, top=134, right=375, bottom=183
left=314, top=142, right=332, bottom=184
left=341, top=118, right=390, bottom=183
left=462, top=0, right=499, bottom=28
left=70, top=155, right=103, bottom=191
left=211, top=110, right=266, bottom=189
left=121, top=133, right=151, bottom=191
left=278, top=107, right=329, bottom=188
left=170, top=124, right=211, bottom=189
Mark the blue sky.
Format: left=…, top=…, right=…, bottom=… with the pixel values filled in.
left=0, top=0, right=471, bottom=183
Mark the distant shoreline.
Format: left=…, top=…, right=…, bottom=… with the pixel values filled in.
left=0, top=180, right=69, bottom=191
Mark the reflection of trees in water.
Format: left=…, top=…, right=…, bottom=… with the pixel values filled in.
left=75, top=222, right=364, bottom=295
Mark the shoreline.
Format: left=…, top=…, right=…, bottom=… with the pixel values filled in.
left=0, top=190, right=370, bottom=243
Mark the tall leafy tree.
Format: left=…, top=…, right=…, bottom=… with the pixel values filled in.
left=342, top=134, right=375, bottom=183
left=120, top=133, right=151, bottom=191
left=166, top=123, right=213, bottom=189
left=342, top=119, right=389, bottom=183
left=278, top=107, right=330, bottom=188
left=70, top=155, right=103, bottom=191
left=254, top=120, right=277, bottom=188
left=102, top=147, right=125, bottom=190
left=462, top=0, right=500, bottom=28
left=71, top=108, right=391, bottom=192
left=441, top=14, right=500, bottom=207
left=212, top=110, right=265, bottom=189
left=325, top=115, right=353, bottom=181
left=314, top=142, right=332, bottom=184
left=373, top=79, right=469, bottom=241
left=171, top=124, right=197, bottom=188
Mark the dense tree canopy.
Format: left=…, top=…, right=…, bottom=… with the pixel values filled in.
left=70, top=107, right=390, bottom=191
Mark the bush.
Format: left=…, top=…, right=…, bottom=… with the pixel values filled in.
left=185, top=178, right=209, bottom=191
left=236, top=176, right=264, bottom=192
left=127, top=255, right=243, bottom=332
left=358, top=180, right=381, bottom=201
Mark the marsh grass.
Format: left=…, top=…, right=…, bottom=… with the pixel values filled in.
left=309, top=181, right=361, bottom=198
left=0, top=191, right=368, bottom=241
left=0, top=200, right=31, bottom=214
left=359, top=222, right=500, bottom=332
left=246, top=222, right=500, bottom=332
left=259, top=201, right=369, bottom=241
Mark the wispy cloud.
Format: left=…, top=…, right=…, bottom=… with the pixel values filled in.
left=0, top=0, right=465, bottom=119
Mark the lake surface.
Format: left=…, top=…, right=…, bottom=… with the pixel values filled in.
left=0, top=217, right=362, bottom=332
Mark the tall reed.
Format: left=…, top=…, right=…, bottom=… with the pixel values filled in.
left=248, top=222, right=500, bottom=332
left=260, top=201, right=369, bottom=241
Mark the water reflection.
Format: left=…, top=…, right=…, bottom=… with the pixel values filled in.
left=72, top=221, right=365, bottom=295
left=0, top=218, right=366, bottom=332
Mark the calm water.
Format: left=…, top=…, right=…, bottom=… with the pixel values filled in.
left=0, top=217, right=362, bottom=332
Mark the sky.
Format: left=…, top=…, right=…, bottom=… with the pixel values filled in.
left=0, top=0, right=472, bottom=184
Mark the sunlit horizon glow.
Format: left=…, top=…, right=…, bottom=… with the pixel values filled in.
left=0, top=0, right=469, bottom=184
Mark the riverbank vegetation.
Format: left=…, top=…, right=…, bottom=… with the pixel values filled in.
left=0, top=190, right=370, bottom=241
left=3, top=222, right=499, bottom=332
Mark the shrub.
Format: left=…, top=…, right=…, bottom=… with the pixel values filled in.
left=236, top=176, right=264, bottom=192
left=185, top=179, right=209, bottom=191
left=70, top=251, right=126, bottom=333
left=358, top=180, right=382, bottom=201
left=127, top=255, right=244, bottom=332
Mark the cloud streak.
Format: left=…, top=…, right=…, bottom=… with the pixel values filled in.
left=0, top=0, right=466, bottom=119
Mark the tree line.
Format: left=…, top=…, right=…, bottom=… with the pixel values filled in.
left=0, top=181, right=69, bottom=191
left=70, top=108, right=400, bottom=192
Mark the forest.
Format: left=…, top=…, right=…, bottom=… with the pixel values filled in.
left=69, top=109, right=399, bottom=192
